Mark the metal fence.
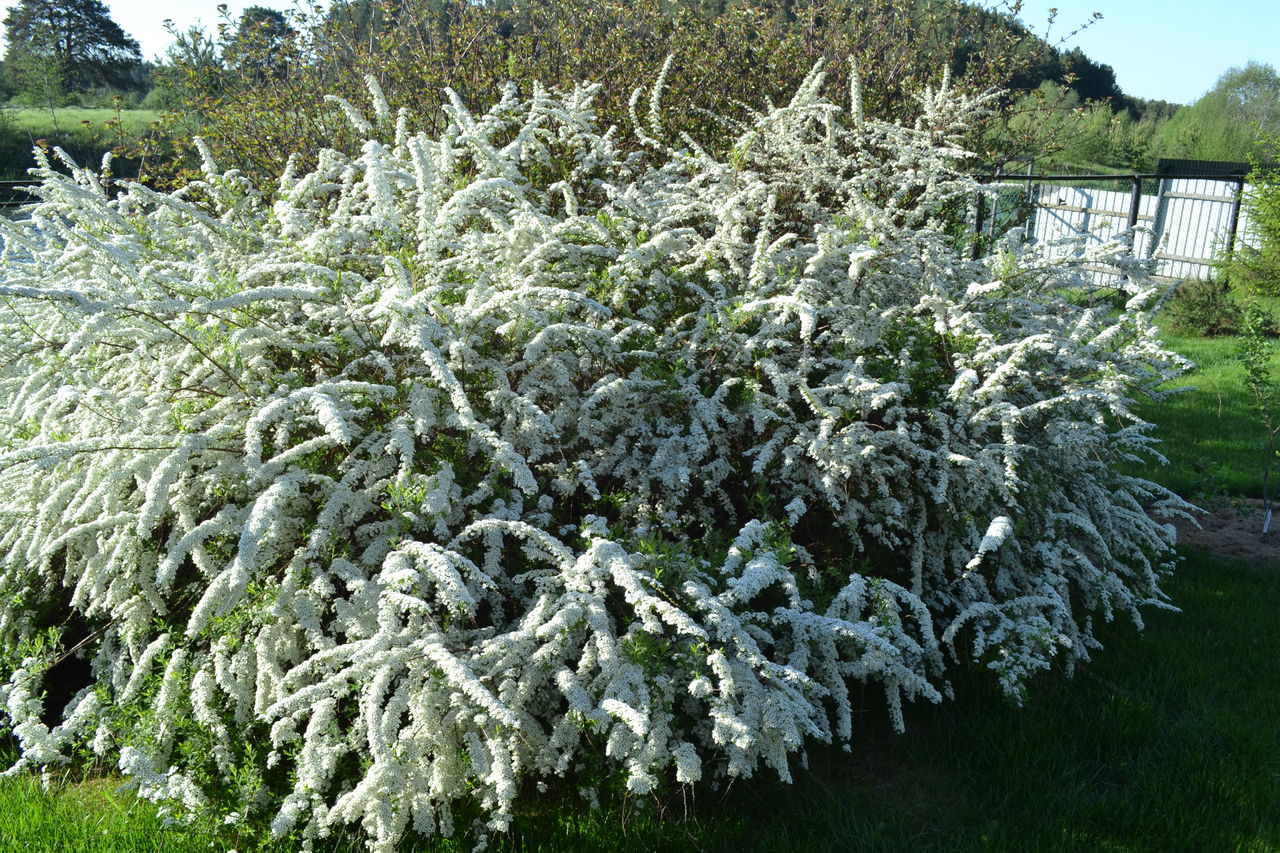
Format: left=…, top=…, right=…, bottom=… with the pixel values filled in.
left=0, top=179, right=146, bottom=220
left=974, top=159, right=1265, bottom=283
left=0, top=181, right=38, bottom=209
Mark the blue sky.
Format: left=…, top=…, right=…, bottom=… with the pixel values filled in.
left=1, top=1, right=1276, bottom=106
left=1013, top=1, right=1279, bottom=104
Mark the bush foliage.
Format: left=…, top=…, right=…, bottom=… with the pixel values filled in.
left=1160, top=278, right=1241, bottom=337
left=135, top=0, right=1060, bottom=185
left=0, top=69, right=1188, bottom=850
left=1227, top=143, right=1280, bottom=296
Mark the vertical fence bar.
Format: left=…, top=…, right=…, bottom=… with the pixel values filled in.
left=1226, top=176, right=1246, bottom=261
left=1127, top=176, right=1142, bottom=230
left=1026, top=179, right=1039, bottom=235
left=972, top=188, right=986, bottom=260
left=1149, top=178, right=1168, bottom=266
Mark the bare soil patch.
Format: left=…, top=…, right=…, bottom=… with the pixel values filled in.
left=1161, top=498, right=1280, bottom=565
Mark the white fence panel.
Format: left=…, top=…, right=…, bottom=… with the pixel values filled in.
left=1030, top=185, right=1159, bottom=256
left=1152, top=178, right=1240, bottom=280
left=1023, top=185, right=1158, bottom=286
left=1003, top=176, right=1255, bottom=284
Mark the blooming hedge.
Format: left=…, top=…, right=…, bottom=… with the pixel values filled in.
left=0, top=67, right=1188, bottom=849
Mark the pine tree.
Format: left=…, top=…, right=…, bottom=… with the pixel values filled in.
left=2, top=0, right=142, bottom=96
left=223, top=6, right=296, bottom=82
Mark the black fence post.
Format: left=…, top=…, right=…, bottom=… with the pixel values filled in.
left=1127, top=176, right=1142, bottom=230
left=1125, top=175, right=1143, bottom=253
left=1226, top=175, right=1246, bottom=260
left=972, top=189, right=986, bottom=260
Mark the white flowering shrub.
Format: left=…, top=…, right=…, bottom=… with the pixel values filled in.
left=0, top=66, right=1188, bottom=849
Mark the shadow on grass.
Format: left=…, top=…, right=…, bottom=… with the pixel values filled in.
left=463, top=548, right=1280, bottom=853
left=3, top=550, right=1276, bottom=853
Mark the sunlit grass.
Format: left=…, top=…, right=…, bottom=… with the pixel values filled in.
left=0, top=764, right=223, bottom=852
left=1131, top=333, right=1272, bottom=499
left=4, top=108, right=160, bottom=136
left=0, top=107, right=162, bottom=182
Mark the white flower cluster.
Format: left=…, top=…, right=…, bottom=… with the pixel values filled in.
left=0, top=67, right=1189, bottom=849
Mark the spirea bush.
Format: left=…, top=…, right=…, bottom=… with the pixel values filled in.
left=0, top=67, right=1189, bottom=849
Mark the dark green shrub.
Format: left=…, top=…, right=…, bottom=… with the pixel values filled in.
left=1160, top=277, right=1241, bottom=336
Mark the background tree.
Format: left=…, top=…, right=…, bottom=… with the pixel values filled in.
left=323, top=0, right=398, bottom=58
left=1224, top=134, right=1280, bottom=296
left=1153, top=63, right=1280, bottom=163
left=1, top=0, right=142, bottom=98
left=1056, top=46, right=1120, bottom=104
left=141, top=0, right=1066, bottom=185
left=223, top=6, right=296, bottom=82
left=144, top=25, right=223, bottom=111
left=4, top=43, right=68, bottom=112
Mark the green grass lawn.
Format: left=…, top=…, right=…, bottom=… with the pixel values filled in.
left=0, top=107, right=162, bottom=180
left=1132, top=332, right=1279, bottom=499
left=4, top=107, right=160, bottom=137
left=0, top=772, right=232, bottom=853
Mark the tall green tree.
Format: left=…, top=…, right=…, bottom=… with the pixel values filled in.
left=2, top=0, right=142, bottom=96
left=144, top=25, right=223, bottom=110
left=223, top=6, right=296, bottom=82
left=1153, top=62, right=1280, bottom=163
left=1057, top=46, right=1120, bottom=104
